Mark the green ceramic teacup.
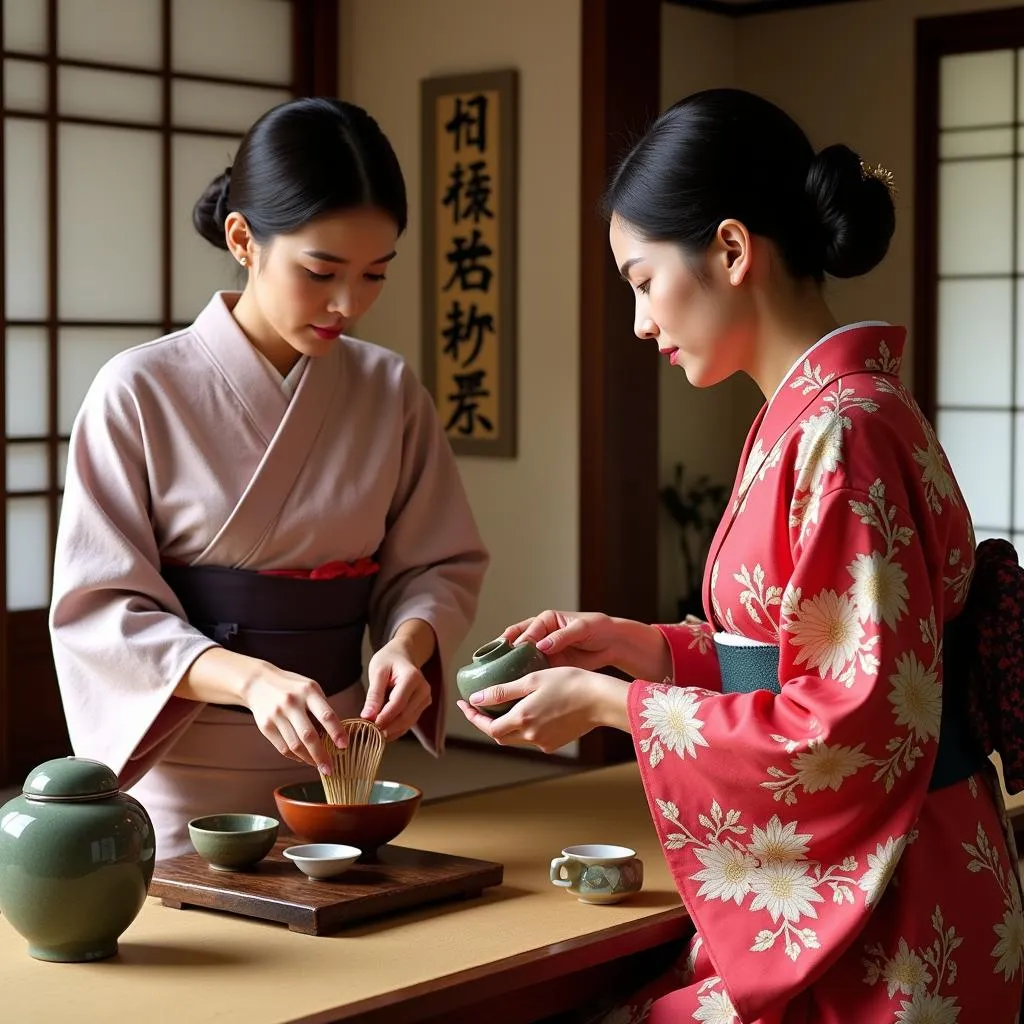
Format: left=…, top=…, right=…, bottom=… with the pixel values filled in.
left=456, top=638, right=548, bottom=717
left=549, top=844, right=644, bottom=904
left=187, top=814, right=279, bottom=872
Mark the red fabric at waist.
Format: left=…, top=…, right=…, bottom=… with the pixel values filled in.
left=160, top=557, right=378, bottom=580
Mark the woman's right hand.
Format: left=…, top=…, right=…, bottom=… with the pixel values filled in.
left=504, top=611, right=673, bottom=681
left=176, top=648, right=348, bottom=775
left=503, top=610, right=621, bottom=671
left=239, top=662, right=348, bottom=775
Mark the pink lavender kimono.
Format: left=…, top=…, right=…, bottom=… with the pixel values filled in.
left=50, top=292, right=488, bottom=859
left=616, top=325, right=1023, bottom=1022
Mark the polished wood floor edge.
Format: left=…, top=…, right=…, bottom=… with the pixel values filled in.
left=288, top=907, right=692, bottom=1024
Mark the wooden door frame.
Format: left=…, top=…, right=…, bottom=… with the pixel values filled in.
left=913, top=5, right=1024, bottom=422
left=293, top=0, right=339, bottom=98
left=447, top=0, right=663, bottom=769
left=0, top=5, right=6, bottom=786
left=576, top=0, right=662, bottom=766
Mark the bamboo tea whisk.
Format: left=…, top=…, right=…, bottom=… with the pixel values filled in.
left=318, top=719, right=386, bottom=805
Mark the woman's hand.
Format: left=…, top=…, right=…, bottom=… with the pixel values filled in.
left=456, top=667, right=630, bottom=753
left=361, top=619, right=436, bottom=740
left=240, top=662, right=350, bottom=773
left=503, top=610, right=619, bottom=670
left=176, top=647, right=348, bottom=774
left=504, top=610, right=672, bottom=681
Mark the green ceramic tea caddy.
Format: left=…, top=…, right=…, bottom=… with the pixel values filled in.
left=456, top=638, right=549, bottom=717
left=0, top=756, right=156, bottom=962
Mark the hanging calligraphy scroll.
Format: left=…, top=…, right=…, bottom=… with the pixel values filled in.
left=421, top=69, right=518, bottom=457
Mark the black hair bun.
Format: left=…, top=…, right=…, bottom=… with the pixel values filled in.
left=805, top=144, right=895, bottom=279
left=192, top=169, right=232, bottom=251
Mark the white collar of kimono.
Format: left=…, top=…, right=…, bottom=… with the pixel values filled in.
left=210, top=291, right=308, bottom=399
left=253, top=346, right=308, bottom=399
left=767, top=320, right=891, bottom=408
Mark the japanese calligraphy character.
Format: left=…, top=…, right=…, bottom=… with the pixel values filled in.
left=445, top=94, right=488, bottom=153
left=445, top=370, right=494, bottom=436
left=442, top=160, right=494, bottom=225
left=442, top=300, right=494, bottom=367
left=443, top=229, right=493, bottom=292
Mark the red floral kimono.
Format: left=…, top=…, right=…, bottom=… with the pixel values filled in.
left=621, top=324, right=1024, bottom=1023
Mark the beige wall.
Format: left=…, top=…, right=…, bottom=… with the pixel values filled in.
left=735, top=0, right=1024, bottom=360
left=339, top=0, right=581, bottom=743
left=662, top=2, right=736, bottom=101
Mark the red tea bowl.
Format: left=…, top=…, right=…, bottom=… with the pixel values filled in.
left=273, top=780, right=422, bottom=853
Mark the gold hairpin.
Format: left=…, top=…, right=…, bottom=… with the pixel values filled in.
left=860, top=161, right=897, bottom=199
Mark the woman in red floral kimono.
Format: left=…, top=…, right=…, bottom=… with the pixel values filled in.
left=460, top=89, right=1024, bottom=1023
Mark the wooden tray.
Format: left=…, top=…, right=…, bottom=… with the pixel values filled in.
left=150, top=839, right=504, bottom=936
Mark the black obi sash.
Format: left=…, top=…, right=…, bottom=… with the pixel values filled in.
left=161, top=563, right=375, bottom=713
left=713, top=637, right=986, bottom=793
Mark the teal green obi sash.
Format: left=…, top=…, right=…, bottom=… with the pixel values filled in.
left=713, top=636, right=987, bottom=793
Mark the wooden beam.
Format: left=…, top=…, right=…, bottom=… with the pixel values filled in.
left=577, top=0, right=661, bottom=767
left=293, top=0, right=340, bottom=98
left=0, top=0, right=7, bottom=785
left=664, top=0, right=864, bottom=16
left=912, top=17, right=940, bottom=423
left=7, top=611, right=69, bottom=780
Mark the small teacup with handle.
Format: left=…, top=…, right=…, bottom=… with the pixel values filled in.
left=549, top=844, right=643, bottom=904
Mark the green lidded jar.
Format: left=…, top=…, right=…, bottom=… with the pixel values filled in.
left=456, top=638, right=549, bottom=717
left=0, top=756, right=156, bottom=962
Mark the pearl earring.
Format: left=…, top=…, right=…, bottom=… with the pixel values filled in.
left=239, top=256, right=248, bottom=268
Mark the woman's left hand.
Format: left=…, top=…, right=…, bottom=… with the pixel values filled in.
left=362, top=638, right=432, bottom=741
left=457, top=667, right=630, bottom=753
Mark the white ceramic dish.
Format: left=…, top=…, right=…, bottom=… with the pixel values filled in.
left=282, top=843, right=361, bottom=880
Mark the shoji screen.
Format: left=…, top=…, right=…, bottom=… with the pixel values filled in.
left=0, top=0, right=310, bottom=781
left=934, top=47, right=1023, bottom=550
left=917, top=10, right=1024, bottom=558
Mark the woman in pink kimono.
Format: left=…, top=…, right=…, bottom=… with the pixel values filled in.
left=50, top=97, right=488, bottom=859
left=460, top=89, right=1023, bottom=1021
